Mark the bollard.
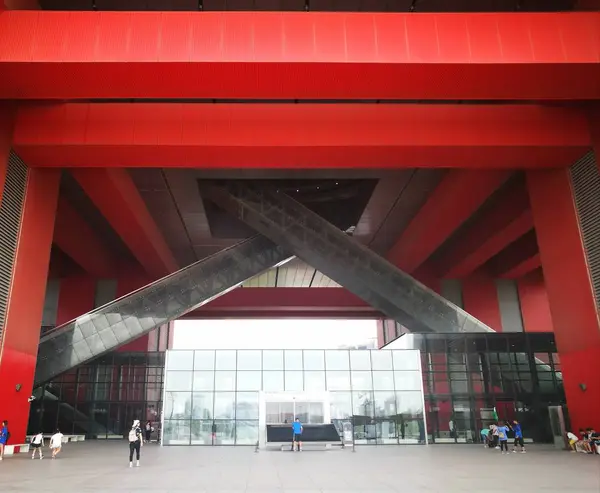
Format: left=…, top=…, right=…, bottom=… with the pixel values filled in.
left=255, top=440, right=260, bottom=453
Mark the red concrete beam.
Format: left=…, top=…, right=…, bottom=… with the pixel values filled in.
left=434, top=181, right=533, bottom=278
left=54, top=197, right=118, bottom=278
left=12, top=103, right=590, bottom=169
left=0, top=12, right=598, bottom=100
left=487, top=231, right=540, bottom=279
left=70, top=168, right=178, bottom=278
left=387, top=170, right=510, bottom=273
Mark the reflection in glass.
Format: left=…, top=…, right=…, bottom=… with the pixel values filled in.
left=168, top=351, right=194, bottom=370
left=215, top=350, right=236, bottom=370
left=213, top=420, right=235, bottom=445
left=214, top=371, right=236, bottom=391
left=304, top=371, right=326, bottom=391
left=192, top=392, right=213, bottom=419
left=285, top=350, right=303, bottom=370
left=350, top=351, right=371, bottom=370
left=263, top=371, right=284, bottom=392
left=192, top=371, right=214, bottom=391
left=326, top=371, right=351, bottom=391
left=237, top=371, right=261, bottom=391
left=352, top=391, right=374, bottom=418
left=236, top=420, right=259, bottom=445
left=309, top=402, right=325, bottom=424
left=165, top=371, right=192, bottom=391
left=376, top=419, right=398, bottom=444
left=394, top=371, right=422, bottom=391
left=374, top=391, right=396, bottom=418
left=372, top=371, right=394, bottom=390
left=193, top=350, right=215, bottom=370
left=237, top=350, right=261, bottom=370
left=213, top=392, right=235, bottom=419
left=285, top=371, right=303, bottom=391
left=163, top=420, right=191, bottom=445
left=263, top=350, right=284, bottom=370
left=236, top=392, right=259, bottom=419
left=164, top=392, right=192, bottom=419
left=330, top=392, right=353, bottom=420
left=326, top=350, right=349, bottom=370
left=351, top=371, right=373, bottom=390
left=303, top=350, right=325, bottom=370
left=371, top=351, right=393, bottom=371
left=191, top=420, right=213, bottom=445
left=397, top=391, right=424, bottom=417
left=393, top=350, right=420, bottom=371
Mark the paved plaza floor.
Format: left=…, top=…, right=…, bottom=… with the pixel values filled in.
left=0, top=441, right=598, bottom=492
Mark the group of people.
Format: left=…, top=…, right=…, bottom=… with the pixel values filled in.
left=567, top=428, right=600, bottom=454
left=30, top=429, right=65, bottom=459
left=481, top=420, right=526, bottom=454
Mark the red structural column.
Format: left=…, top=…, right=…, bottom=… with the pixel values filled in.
left=0, top=105, right=14, bottom=203
left=55, top=277, right=96, bottom=326
left=0, top=168, right=60, bottom=443
left=461, top=272, right=503, bottom=332
left=517, top=270, right=554, bottom=333
left=527, top=169, right=600, bottom=431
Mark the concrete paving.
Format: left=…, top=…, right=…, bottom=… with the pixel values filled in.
left=0, top=442, right=598, bottom=492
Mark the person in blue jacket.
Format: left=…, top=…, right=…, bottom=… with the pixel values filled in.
left=496, top=421, right=510, bottom=454
left=0, top=420, right=9, bottom=460
left=511, top=420, right=526, bottom=453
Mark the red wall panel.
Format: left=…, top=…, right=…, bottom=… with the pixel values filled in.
left=517, top=270, right=554, bottom=333
left=462, top=273, right=502, bottom=332
left=0, top=169, right=59, bottom=444
left=0, top=104, right=14, bottom=204
left=55, top=277, right=96, bottom=326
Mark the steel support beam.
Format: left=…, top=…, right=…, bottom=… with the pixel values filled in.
left=35, top=236, right=291, bottom=384
left=12, top=103, right=590, bottom=169
left=201, top=182, right=494, bottom=334
left=0, top=12, right=598, bottom=100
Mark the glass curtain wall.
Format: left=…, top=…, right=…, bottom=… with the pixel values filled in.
left=162, top=349, right=426, bottom=446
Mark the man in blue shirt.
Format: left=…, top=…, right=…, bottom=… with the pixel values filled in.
left=511, top=420, right=526, bottom=453
left=292, top=418, right=303, bottom=452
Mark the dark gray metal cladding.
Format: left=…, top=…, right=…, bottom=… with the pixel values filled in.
left=35, top=236, right=292, bottom=385
left=200, top=182, right=493, bottom=335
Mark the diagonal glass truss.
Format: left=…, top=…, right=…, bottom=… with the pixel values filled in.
left=200, top=182, right=494, bottom=335
left=35, top=236, right=292, bottom=385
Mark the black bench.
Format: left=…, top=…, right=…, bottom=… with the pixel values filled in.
left=265, top=424, right=343, bottom=450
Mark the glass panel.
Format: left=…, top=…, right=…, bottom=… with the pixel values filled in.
left=351, top=371, right=373, bottom=390
left=165, top=371, right=192, bottom=391
left=350, top=351, right=371, bottom=370
left=371, top=351, right=393, bottom=370
left=397, top=391, right=424, bottom=417
left=303, top=350, right=325, bottom=370
left=326, top=371, right=351, bottom=391
left=214, top=371, right=236, bottom=391
left=330, top=392, right=353, bottom=420
left=191, top=392, right=213, bottom=419
left=285, top=350, right=303, bottom=371
left=236, top=392, right=259, bottom=419
left=236, top=420, right=259, bottom=445
left=193, top=350, right=215, bottom=370
left=163, top=420, right=191, bottom=445
left=263, top=371, right=284, bottom=392
left=164, top=392, right=192, bottom=419
left=263, top=350, right=284, bottom=370
left=237, top=350, right=261, bottom=370
left=374, top=391, right=396, bottom=418
left=372, top=371, right=394, bottom=390
left=190, top=420, right=213, bottom=445
left=304, top=371, right=326, bottom=391
left=214, top=392, right=236, bottom=419
left=192, top=371, right=214, bottom=391
left=167, top=351, right=194, bottom=370
left=237, top=371, right=262, bottom=391
left=352, top=391, right=374, bottom=418
left=326, top=350, right=349, bottom=370
left=393, top=350, right=421, bottom=371
left=266, top=402, right=280, bottom=424
left=215, top=350, right=237, bottom=370
left=280, top=402, right=294, bottom=424
left=394, top=371, right=422, bottom=391
left=285, top=371, right=304, bottom=391
left=213, top=420, right=235, bottom=445
left=295, top=402, right=309, bottom=423
left=309, top=402, right=325, bottom=424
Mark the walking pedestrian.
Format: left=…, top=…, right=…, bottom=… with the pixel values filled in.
left=31, top=431, right=44, bottom=460
left=128, top=419, right=143, bottom=468
left=496, top=421, right=510, bottom=454
left=0, top=421, right=8, bottom=460
left=145, top=422, right=153, bottom=443
left=49, top=429, right=64, bottom=459
left=510, top=420, right=526, bottom=453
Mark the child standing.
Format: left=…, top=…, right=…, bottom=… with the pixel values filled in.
left=49, top=429, right=64, bottom=459
left=31, top=432, right=44, bottom=460
left=511, top=420, right=526, bottom=453
left=496, top=422, right=510, bottom=454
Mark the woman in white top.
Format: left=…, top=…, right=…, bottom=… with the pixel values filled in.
left=49, top=429, right=64, bottom=459
left=31, top=432, right=44, bottom=460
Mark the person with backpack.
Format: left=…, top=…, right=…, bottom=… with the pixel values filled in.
left=128, top=419, right=143, bottom=468
left=0, top=421, right=9, bottom=460
left=496, top=421, right=510, bottom=454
